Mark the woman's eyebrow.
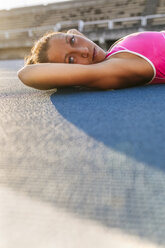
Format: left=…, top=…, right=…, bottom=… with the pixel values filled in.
left=64, top=35, right=69, bottom=63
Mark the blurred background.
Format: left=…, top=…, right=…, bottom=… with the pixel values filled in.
left=0, top=0, right=164, bottom=60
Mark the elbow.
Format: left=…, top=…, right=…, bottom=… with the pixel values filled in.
left=17, top=66, right=52, bottom=90
left=17, top=66, right=32, bottom=88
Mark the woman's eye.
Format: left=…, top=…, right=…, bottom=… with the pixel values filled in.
left=69, top=56, right=74, bottom=64
left=70, top=35, right=75, bottom=45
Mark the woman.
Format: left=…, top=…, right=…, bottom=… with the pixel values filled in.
left=17, top=29, right=165, bottom=90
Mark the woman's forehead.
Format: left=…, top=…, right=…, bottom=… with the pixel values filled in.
left=48, top=33, right=67, bottom=62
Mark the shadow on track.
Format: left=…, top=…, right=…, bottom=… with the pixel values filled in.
left=49, top=84, right=165, bottom=245
left=51, top=84, right=165, bottom=171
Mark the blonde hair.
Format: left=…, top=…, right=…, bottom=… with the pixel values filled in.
left=25, top=31, right=63, bottom=65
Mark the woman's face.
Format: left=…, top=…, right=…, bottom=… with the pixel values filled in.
left=47, top=33, right=106, bottom=65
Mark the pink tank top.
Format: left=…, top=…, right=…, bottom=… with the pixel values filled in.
left=105, top=31, right=165, bottom=85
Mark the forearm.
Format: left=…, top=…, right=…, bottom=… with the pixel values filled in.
left=17, top=63, right=97, bottom=90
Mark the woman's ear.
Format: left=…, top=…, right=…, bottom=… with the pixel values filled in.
left=66, top=29, right=86, bottom=37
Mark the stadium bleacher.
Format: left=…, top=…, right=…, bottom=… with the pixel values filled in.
left=152, top=0, right=165, bottom=26
left=0, top=0, right=164, bottom=59
left=0, top=0, right=145, bottom=31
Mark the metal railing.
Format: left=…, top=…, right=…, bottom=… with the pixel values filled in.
left=0, top=14, right=165, bottom=39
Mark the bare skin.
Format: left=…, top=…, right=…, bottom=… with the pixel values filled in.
left=18, top=29, right=154, bottom=90
left=47, top=29, right=106, bottom=65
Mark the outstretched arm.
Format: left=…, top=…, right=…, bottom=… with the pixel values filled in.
left=17, top=63, right=99, bottom=90
left=17, top=55, right=154, bottom=90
